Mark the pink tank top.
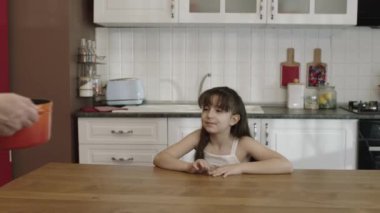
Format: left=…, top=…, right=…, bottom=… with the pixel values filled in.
left=204, top=139, right=240, bottom=166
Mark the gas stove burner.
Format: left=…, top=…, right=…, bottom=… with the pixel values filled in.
left=348, top=101, right=378, bottom=113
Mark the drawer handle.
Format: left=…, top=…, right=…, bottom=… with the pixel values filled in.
left=171, top=0, right=175, bottom=19
left=369, top=147, right=380, bottom=152
left=265, top=123, right=269, bottom=146
left=259, top=0, right=263, bottom=20
left=253, top=122, right=257, bottom=140
left=110, top=130, right=134, bottom=135
left=271, top=0, right=275, bottom=20
left=111, top=157, right=134, bottom=162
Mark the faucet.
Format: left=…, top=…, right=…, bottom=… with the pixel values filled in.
left=198, top=73, right=211, bottom=96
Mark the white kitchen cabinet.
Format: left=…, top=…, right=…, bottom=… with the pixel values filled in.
left=180, top=0, right=357, bottom=25
left=95, top=0, right=357, bottom=25
left=167, top=117, right=359, bottom=170
left=78, top=117, right=357, bottom=169
left=78, top=118, right=167, bottom=166
left=269, top=0, right=358, bottom=25
left=258, top=119, right=357, bottom=170
left=179, top=0, right=267, bottom=23
left=94, top=0, right=178, bottom=26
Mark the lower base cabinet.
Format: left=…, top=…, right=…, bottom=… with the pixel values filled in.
left=258, top=119, right=358, bottom=170
left=78, top=117, right=358, bottom=169
left=78, top=118, right=167, bottom=166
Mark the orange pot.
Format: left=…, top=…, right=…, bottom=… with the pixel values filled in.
left=0, top=99, right=53, bottom=150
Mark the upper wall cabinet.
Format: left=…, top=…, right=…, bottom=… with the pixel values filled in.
left=269, top=0, right=358, bottom=25
left=94, top=0, right=357, bottom=26
left=94, top=0, right=179, bottom=26
left=180, top=0, right=357, bottom=25
left=179, top=0, right=267, bottom=23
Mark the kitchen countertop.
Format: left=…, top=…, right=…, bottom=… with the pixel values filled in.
left=0, top=162, right=379, bottom=212
left=75, top=104, right=378, bottom=119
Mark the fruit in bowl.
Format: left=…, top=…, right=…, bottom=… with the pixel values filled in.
left=317, top=83, right=337, bottom=109
left=0, top=99, right=53, bottom=150
left=318, top=92, right=336, bottom=109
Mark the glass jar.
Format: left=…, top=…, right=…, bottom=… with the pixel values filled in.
left=304, top=88, right=319, bottom=110
left=92, top=75, right=103, bottom=97
left=317, top=83, right=337, bottom=109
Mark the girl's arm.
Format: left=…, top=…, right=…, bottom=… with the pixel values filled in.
left=239, top=136, right=293, bottom=174
left=209, top=137, right=293, bottom=177
left=153, top=129, right=201, bottom=172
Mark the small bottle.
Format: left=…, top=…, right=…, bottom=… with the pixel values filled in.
left=91, top=40, right=97, bottom=63
left=92, top=75, right=103, bottom=97
left=86, top=40, right=94, bottom=63
left=78, top=38, right=87, bottom=63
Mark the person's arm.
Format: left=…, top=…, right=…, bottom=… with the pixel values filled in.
left=0, top=93, right=38, bottom=136
left=153, top=129, right=204, bottom=173
left=209, top=137, right=293, bottom=177
left=240, top=136, right=293, bottom=174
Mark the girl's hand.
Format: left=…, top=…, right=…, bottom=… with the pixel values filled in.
left=188, top=159, right=211, bottom=174
left=208, top=164, right=242, bottom=178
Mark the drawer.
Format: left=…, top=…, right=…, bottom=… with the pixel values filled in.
left=78, top=118, right=167, bottom=145
left=79, top=144, right=166, bottom=166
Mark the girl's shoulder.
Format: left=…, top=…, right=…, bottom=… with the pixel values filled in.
left=238, top=136, right=260, bottom=147
left=180, top=128, right=202, bottom=144
left=238, top=135, right=256, bottom=142
left=187, top=128, right=202, bottom=137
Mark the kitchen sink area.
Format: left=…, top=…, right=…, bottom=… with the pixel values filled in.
left=112, top=104, right=264, bottom=114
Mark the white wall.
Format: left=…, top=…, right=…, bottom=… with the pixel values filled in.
left=96, top=26, right=380, bottom=104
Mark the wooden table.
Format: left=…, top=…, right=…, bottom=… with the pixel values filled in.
left=0, top=163, right=379, bottom=212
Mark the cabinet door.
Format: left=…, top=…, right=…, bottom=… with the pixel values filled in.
left=268, top=0, right=357, bottom=25
left=94, top=0, right=178, bottom=25
left=168, top=118, right=202, bottom=162
left=179, top=0, right=267, bottom=23
left=261, top=119, right=357, bottom=170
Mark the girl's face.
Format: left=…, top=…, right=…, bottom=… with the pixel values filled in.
left=201, top=96, right=240, bottom=134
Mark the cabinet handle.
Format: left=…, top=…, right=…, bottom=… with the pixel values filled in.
left=369, top=147, right=380, bottom=151
left=271, top=0, right=275, bottom=20
left=253, top=122, right=258, bottom=140
left=110, top=130, right=134, bottom=135
left=171, top=0, right=175, bottom=19
left=265, top=123, right=269, bottom=146
left=259, top=0, right=263, bottom=20
left=111, top=157, right=134, bottom=162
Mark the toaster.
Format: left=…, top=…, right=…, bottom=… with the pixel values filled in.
left=106, top=78, right=144, bottom=105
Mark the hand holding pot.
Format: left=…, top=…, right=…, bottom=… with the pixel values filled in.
left=0, top=93, right=38, bottom=136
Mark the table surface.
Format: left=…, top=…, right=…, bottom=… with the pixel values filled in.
left=0, top=163, right=379, bottom=212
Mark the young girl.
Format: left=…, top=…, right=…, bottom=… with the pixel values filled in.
left=154, top=87, right=293, bottom=177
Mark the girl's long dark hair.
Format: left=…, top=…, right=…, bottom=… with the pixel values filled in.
left=194, top=87, right=251, bottom=160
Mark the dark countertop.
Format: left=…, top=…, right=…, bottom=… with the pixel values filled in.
left=75, top=106, right=380, bottom=120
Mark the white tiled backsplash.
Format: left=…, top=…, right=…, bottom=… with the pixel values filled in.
left=96, top=26, right=380, bottom=104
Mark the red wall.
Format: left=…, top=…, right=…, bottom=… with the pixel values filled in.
left=0, top=0, right=8, bottom=90
left=0, top=0, right=12, bottom=186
